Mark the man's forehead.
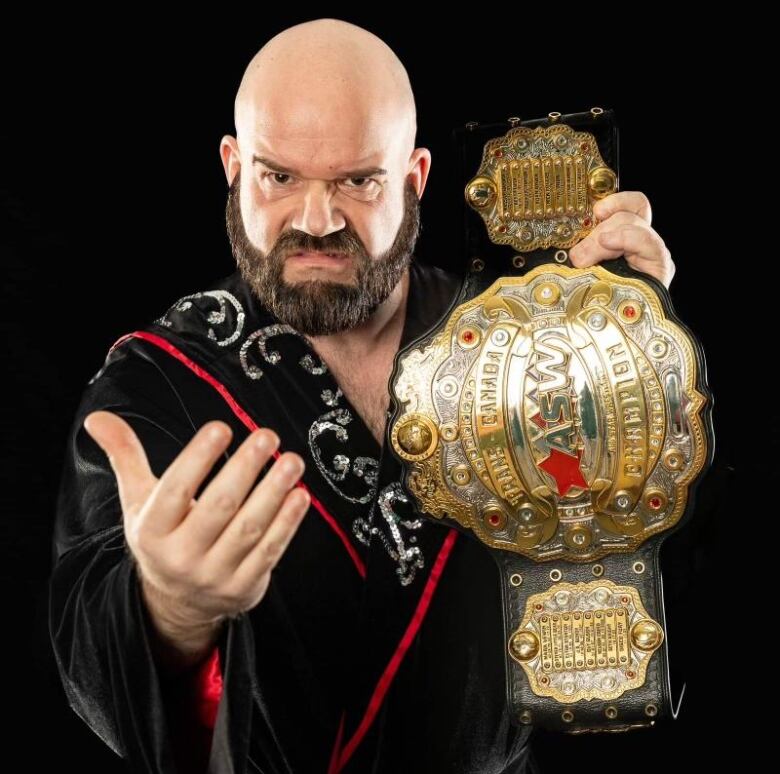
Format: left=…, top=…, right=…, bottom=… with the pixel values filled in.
left=250, top=134, right=395, bottom=178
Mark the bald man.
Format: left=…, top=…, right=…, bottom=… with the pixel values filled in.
left=48, top=18, right=675, bottom=774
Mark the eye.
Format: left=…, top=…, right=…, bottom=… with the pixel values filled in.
left=265, top=172, right=294, bottom=185
left=342, top=176, right=373, bottom=188
left=338, top=177, right=382, bottom=198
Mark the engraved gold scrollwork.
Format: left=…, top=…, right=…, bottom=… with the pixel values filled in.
left=464, top=125, right=618, bottom=253
left=507, top=580, right=664, bottom=702
left=389, top=263, right=708, bottom=563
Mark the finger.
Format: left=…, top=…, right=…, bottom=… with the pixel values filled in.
left=592, top=191, right=652, bottom=226
left=622, top=253, right=673, bottom=287
left=571, top=221, right=656, bottom=268
left=569, top=212, right=648, bottom=266
left=137, top=420, right=233, bottom=538
left=83, top=410, right=158, bottom=524
left=597, top=224, right=666, bottom=262
left=598, top=226, right=673, bottom=287
left=231, top=485, right=311, bottom=594
left=176, top=427, right=281, bottom=553
left=204, top=451, right=306, bottom=571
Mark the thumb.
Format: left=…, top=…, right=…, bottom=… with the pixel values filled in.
left=83, top=410, right=157, bottom=523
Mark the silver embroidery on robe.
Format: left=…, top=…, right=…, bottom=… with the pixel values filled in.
left=155, top=290, right=245, bottom=347
left=299, top=353, right=328, bottom=375
left=308, top=408, right=379, bottom=504
left=353, top=481, right=425, bottom=586
left=321, top=387, right=343, bottom=407
left=239, top=323, right=329, bottom=380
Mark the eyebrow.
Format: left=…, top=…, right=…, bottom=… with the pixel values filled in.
left=252, top=154, right=388, bottom=179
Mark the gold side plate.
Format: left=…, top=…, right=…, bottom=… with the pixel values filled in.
left=465, top=124, right=617, bottom=253
left=508, top=579, right=663, bottom=703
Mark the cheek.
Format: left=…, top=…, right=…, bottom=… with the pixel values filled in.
left=241, top=189, right=282, bottom=251
left=357, top=198, right=401, bottom=253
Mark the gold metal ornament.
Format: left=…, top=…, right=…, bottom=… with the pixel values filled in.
left=507, top=580, right=664, bottom=703
left=389, top=263, right=709, bottom=563
left=464, top=124, right=618, bottom=253
left=390, top=412, right=439, bottom=462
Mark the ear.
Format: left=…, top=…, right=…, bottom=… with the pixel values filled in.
left=407, top=147, right=432, bottom=199
left=219, top=135, right=241, bottom=186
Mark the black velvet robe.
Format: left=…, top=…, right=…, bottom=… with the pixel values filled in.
left=48, top=257, right=537, bottom=773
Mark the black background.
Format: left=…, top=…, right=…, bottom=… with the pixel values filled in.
left=2, top=11, right=758, bottom=773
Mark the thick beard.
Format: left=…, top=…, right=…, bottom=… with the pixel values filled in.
left=226, top=171, right=421, bottom=336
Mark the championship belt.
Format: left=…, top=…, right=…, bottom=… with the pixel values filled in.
left=388, top=108, right=714, bottom=733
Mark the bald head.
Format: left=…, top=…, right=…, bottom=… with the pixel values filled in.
left=233, top=18, right=417, bottom=167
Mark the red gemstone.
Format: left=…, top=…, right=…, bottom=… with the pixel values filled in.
left=624, top=306, right=636, bottom=318
left=580, top=142, right=588, bottom=151
left=489, top=513, right=500, bottom=526
left=463, top=331, right=474, bottom=342
left=494, top=149, right=503, bottom=157
left=649, top=497, right=662, bottom=509
left=583, top=217, right=591, bottom=226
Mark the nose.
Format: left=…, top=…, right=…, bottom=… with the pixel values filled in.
left=290, top=180, right=345, bottom=237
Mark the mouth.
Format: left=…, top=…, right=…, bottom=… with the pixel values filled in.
left=287, top=251, right=351, bottom=263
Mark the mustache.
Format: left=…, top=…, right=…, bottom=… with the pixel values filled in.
left=272, top=229, right=365, bottom=259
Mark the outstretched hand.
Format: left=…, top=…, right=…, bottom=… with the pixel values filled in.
left=83, top=411, right=310, bottom=666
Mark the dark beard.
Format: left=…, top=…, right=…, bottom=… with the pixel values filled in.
left=225, top=170, right=421, bottom=336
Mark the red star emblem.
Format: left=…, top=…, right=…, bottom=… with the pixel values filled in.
left=538, top=447, right=588, bottom=495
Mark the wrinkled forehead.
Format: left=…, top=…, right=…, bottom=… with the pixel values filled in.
left=237, top=91, right=412, bottom=178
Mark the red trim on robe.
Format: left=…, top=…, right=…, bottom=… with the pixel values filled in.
left=159, top=646, right=222, bottom=773
left=109, top=331, right=367, bottom=580
left=328, top=528, right=460, bottom=773
left=197, top=646, right=223, bottom=728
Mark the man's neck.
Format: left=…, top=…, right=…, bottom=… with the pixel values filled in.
left=304, top=266, right=410, bottom=359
